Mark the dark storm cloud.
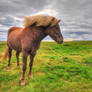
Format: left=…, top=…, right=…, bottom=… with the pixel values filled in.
left=0, top=16, right=15, bottom=26
left=0, top=0, right=92, bottom=41
left=0, top=0, right=50, bottom=27
left=0, top=0, right=48, bottom=15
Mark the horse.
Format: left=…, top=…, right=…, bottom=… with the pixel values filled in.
left=2, top=16, right=63, bottom=86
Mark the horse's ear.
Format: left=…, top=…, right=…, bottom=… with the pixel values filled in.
left=50, top=19, right=61, bottom=27
left=58, top=19, right=61, bottom=23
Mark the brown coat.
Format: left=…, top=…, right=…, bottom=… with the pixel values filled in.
left=2, top=22, right=63, bottom=86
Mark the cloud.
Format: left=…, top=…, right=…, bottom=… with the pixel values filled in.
left=0, top=0, right=92, bottom=41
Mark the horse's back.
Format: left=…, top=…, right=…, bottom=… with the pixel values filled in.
left=8, top=27, right=23, bottom=36
left=7, top=27, right=23, bottom=51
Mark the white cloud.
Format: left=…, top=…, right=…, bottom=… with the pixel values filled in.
left=33, top=8, right=58, bottom=17
left=0, top=0, right=92, bottom=41
left=0, top=25, right=9, bottom=31
left=31, top=3, right=59, bottom=18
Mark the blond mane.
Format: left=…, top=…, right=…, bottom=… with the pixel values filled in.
left=24, top=15, right=60, bottom=27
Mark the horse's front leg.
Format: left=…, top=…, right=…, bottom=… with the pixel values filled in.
left=28, top=54, right=35, bottom=78
left=16, top=51, right=20, bottom=68
left=20, top=51, right=27, bottom=86
left=8, top=48, right=12, bottom=69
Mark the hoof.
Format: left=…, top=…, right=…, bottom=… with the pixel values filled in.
left=17, top=65, right=20, bottom=69
left=20, top=80, right=26, bottom=86
left=29, top=74, right=32, bottom=78
left=7, top=66, right=11, bottom=69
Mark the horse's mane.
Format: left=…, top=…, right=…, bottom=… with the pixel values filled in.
left=24, top=15, right=60, bottom=27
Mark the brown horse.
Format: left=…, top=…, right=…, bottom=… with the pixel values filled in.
left=2, top=20, right=63, bottom=86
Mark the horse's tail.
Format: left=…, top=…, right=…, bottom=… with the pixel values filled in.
left=2, top=48, right=9, bottom=60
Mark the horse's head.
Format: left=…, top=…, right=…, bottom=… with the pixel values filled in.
left=24, top=15, right=63, bottom=44
left=45, top=22, right=63, bottom=44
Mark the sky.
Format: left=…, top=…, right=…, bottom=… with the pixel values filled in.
left=0, top=0, right=92, bottom=41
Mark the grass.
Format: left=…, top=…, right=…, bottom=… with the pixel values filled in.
left=0, top=41, right=92, bottom=92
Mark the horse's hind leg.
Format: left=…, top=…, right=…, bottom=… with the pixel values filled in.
left=8, top=48, right=12, bottom=68
left=16, top=51, right=20, bottom=68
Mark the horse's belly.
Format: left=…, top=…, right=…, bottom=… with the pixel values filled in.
left=8, top=33, right=22, bottom=51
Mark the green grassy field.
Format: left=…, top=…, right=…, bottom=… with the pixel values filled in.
left=0, top=41, right=92, bottom=92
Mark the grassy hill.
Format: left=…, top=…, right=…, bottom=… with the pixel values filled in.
left=0, top=41, right=92, bottom=92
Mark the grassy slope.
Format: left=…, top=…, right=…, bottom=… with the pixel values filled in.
left=0, top=41, right=92, bottom=92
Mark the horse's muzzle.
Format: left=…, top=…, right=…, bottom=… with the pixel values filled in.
left=57, top=38, right=63, bottom=44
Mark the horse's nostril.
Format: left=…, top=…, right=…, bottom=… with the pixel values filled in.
left=57, top=39, right=63, bottom=44
left=58, top=41, right=62, bottom=44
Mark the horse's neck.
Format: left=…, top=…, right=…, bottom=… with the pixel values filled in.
left=28, top=27, right=47, bottom=42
